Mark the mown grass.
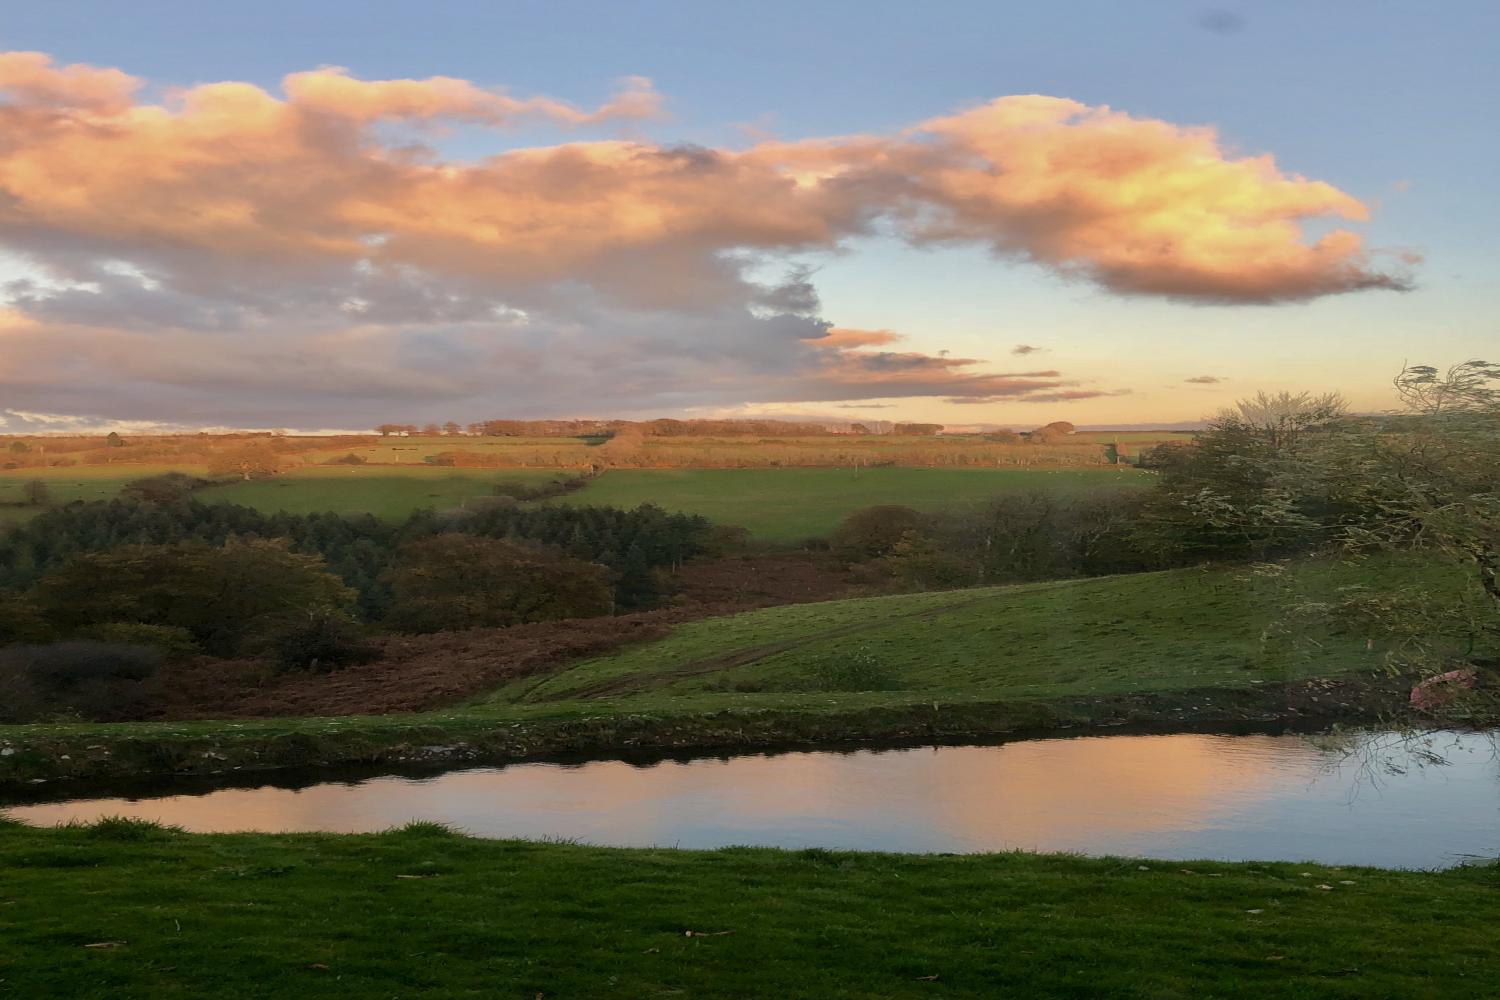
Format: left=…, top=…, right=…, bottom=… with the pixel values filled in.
left=198, top=465, right=563, bottom=519
left=562, top=467, right=1148, bottom=542
left=0, top=817, right=1494, bottom=999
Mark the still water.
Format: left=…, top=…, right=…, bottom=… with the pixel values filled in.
left=8, top=731, right=1499, bottom=868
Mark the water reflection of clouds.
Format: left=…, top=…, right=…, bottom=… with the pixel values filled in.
left=8, top=733, right=1497, bottom=867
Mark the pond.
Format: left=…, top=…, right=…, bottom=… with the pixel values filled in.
left=7, top=730, right=1499, bottom=868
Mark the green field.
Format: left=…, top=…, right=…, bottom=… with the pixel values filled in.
left=486, top=558, right=1429, bottom=707
left=561, top=467, right=1148, bottom=542
left=198, top=466, right=563, bottom=519
left=0, top=464, right=212, bottom=527
left=1, top=818, right=1493, bottom=999
left=5, top=464, right=1147, bottom=538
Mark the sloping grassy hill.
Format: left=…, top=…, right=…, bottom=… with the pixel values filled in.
left=487, top=558, right=1444, bottom=708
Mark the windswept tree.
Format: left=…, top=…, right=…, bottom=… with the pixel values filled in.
left=1138, top=390, right=1351, bottom=560
left=1301, top=361, right=1500, bottom=685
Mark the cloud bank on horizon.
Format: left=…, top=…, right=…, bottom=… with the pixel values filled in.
left=0, top=52, right=1411, bottom=428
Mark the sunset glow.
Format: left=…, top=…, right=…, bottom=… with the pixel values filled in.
left=0, top=4, right=1490, bottom=431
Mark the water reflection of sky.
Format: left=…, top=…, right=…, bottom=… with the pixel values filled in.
left=9, top=732, right=1499, bottom=868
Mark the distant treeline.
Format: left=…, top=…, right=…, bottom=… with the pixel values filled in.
left=0, top=497, right=711, bottom=619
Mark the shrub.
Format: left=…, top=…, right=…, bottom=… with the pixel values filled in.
left=0, top=593, right=56, bottom=644
left=78, top=622, right=201, bottom=658
left=121, top=472, right=213, bottom=504
left=492, top=475, right=591, bottom=502
left=807, top=647, right=901, bottom=692
left=0, top=641, right=164, bottom=722
left=831, top=505, right=923, bottom=560
left=270, top=609, right=379, bottom=672
left=384, top=535, right=613, bottom=633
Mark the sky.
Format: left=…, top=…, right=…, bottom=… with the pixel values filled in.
left=0, top=1, right=1495, bottom=433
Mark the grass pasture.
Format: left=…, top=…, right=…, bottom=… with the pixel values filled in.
left=1, top=819, right=1494, bottom=999
left=560, top=467, right=1149, bottom=542
left=198, top=465, right=564, bottom=519
left=486, top=558, right=1429, bottom=707
left=0, top=464, right=212, bottom=527
left=5, top=463, right=1147, bottom=537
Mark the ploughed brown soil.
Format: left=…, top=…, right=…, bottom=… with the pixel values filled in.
left=147, top=552, right=861, bottom=720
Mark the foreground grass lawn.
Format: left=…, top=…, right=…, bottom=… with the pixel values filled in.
left=564, top=467, right=1147, bottom=542
left=198, top=466, right=563, bottom=519
left=0, top=819, right=1494, bottom=999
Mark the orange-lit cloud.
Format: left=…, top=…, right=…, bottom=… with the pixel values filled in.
left=0, top=52, right=1408, bottom=425
left=282, top=67, right=661, bottom=125
left=800, top=326, right=1089, bottom=402
left=0, top=51, right=140, bottom=113
left=904, top=96, right=1409, bottom=302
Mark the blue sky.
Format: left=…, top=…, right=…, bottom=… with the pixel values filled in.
left=0, top=1, right=1495, bottom=429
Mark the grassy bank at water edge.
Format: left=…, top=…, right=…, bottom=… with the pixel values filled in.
left=0, top=818, right=1495, bottom=999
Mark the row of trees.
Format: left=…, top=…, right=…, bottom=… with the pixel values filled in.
left=828, top=488, right=1156, bottom=591
left=0, top=495, right=714, bottom=639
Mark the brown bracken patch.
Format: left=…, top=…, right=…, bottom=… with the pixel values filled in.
left=145, top=552, right=860, bottom=721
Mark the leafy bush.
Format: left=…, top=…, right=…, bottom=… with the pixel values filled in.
left=78, top=622, right=201, bottom=658
left=0, top=593, right=56, bottom=644
left=492, top=474, right=594, bottom=502
left=384, top=535, right=612, bottom=633
left=831, top=506, right=923, bottom=560
left=120, top=472, right=214, bottom=504
left=0, top=641, right=164, bottom=722
left=28, top=540, right=355, bottom=657
left=270, top=609, right=379, bottom=672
